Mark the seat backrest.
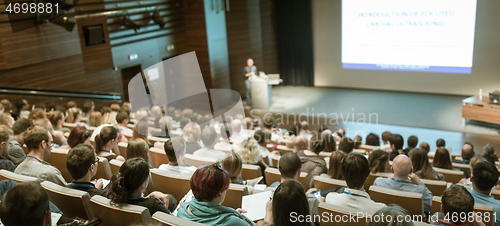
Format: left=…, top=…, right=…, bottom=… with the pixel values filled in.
left=276, top=145, right=293, bottom=154
left=319, top=151, right=332, bottom=159
left=93, top=157, right=112, bottom=180
left=90, top=195, right=152, bottom=226
left=47, top=148, right=72, bottom=182
left=318, top=202, right=370, bottom=226
left=89, top=139, right=96, bottom=150
left=150, top=169, right=191, bottom=201
left=420, top=179, right=447, bottom=196
left=183, top=154, right=216, bottom=168
left=433, top=167, right=464, bottom=184
left=0, top=169, right=38, bottom=183
left=241, top=164, right=261, bottom=181
left=41, top=181, right=94, bottom=220
left=149, top=147, right=169, bottom=168
left=152, top=211, right=209, bottom=226
left=270, top=155, right=280, bottom=168
left=62, top=123, right=77, bottom=131
left=313, top=176, right=347, bottom=191
left=359, top=144, right=378, bottom=153
left=364, top=173, right=391, bottom=190
left=264, top=167, right=307, bottom=189
left=118, top=142, right=128, bottom=159
left=368, top=185, right=423, bottom=216
left=221, top=183, right=248, bottom=209
left=452, top=163, right=472, bottom=178
left=432, top=196, right=494, bottom=226
left=109, top=159, right=124, bottom=176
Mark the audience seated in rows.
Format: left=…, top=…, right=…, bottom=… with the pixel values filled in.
left=0, top=125, right=15, bottom=172
left=183, top=122, right=202, bottom=154
left=409, top=148, right=444, bottom=181
left=298, top=135, right=328, bottom=189
left=433, top=147, right=454, bottom=170
left=389, top=134, right=405, bottom=161
left=66, top=143, right=106, bottom=197
left=159, top=136, right=197, bottom=174
left=107, top=157, right=177, bottom=215
left=468, top=161, right=500, bottom=225
left=431, top=184, right=485, bottom=226
left=368, top=149, right=389, bottom=174
left=373, top=155, right=432, bottom=215
left=325, top=152, right=386, bottom=215
left=193, top=126, right=226, bottom=160
left=177, top=164, right=255, bottom=226
left=15, top=126, right=68, bottom=186
left=34, top=118, right=68, bottom=149
left=328, top=150, right=346, bottom=179
left=94, top=126, right=125, bottom=162
left=6, top=118, right=32, bottom=164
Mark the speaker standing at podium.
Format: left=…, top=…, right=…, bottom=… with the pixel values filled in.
left=244, top=58, right=257, bottom=104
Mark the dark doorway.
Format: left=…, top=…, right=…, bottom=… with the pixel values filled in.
left=121, top=65, right=143, bottom=101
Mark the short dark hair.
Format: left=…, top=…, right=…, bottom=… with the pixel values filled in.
left=338, top=137, right=354, bottom=153
left=472, top=161, right=499, bottom=191
left=272, top=180, right=310, bottom=226
left=164, top=136, right=186, bottom=163
left=23, top=126, right=49, bottom=151
left=15, top=99, right=27, bottom=109
left=67, top=144, right=96, bottom=180
left=441, top=185, right=475, bottom=225
left=342, top=153, right=370, bottom=189
left=115, top=111, right=129, bottom=124
left=483, top=154, right=497, bottom=165
left=365, top=133, right=380, bottom=146
left=407, top=136, right=418, bottom=148
left=200, top=126, right=217, bottom=146
left=310, top=135, right=325, bottom=154
left=262, top=114, right=274, bottom=129
left=278, top=152, right=302, bottom=179
left=82, top=100, right=94, bottom=114
left=436, top=139, right=446, bottom=147
left=0, top=182, right=49, bottom=226
left=11, top=119, right=33, bottom=136
left=381, top=131, right=392, bottom=142
left=390, top=134, right=404, bottom=150
left=190, top=164, right=230, bottom=202
left=253, top=130, right=269, bottom=145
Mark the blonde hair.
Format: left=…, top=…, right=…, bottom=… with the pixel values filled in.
left=182, top=122, right=201, bottom=143
left=110, top=104, right=120, bottom=112
left=66, top=108, right=82, bottom=123
left=221, top=152, right=243, bottom=183
left=102, top=111, right=117, bottom=125
left=132, top=120, right=149, bottom=144
left=286, top=135, right=296, bottom=149
left=236, top=139, right=259, bottom=164
left=89, top=112, right=102, bottom=127
left=127, top=138, right=151, bottom=167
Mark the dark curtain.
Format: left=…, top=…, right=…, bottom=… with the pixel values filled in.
left=275, top=0, right=314, bottom=86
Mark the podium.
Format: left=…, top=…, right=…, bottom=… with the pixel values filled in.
left=250, top=74, right=281, bottom=109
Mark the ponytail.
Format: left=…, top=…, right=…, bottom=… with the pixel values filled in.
left=95, top=126, right=118, bottom=152
left=95, top=133, right=104, bottom=153
left=107, top=173, right=129, bottom=205
left=107, top=158, right=150, bottom=205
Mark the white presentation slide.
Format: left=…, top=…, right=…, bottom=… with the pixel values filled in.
left=342, top=0, right=477, bottom=74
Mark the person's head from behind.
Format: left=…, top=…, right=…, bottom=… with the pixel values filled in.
left=483, top=144, right=495, bottom=156
left=201, top=126, right=217, bottom=147
left=253, top=129, right=269, bottom=147
left=108, top=157, right=150, bottom=204
left=95, top=126, right=118, bottom=152
left=15, top=98, right=29, bottom=110
left=272, top=180, right=310, bottom=226
left=0, top=125, right=12, bottom=157
left=322, top=130, right=336, bottom=152
left=132, top=120, right=149, bottom=141
left=391, top=155, right=413, bottom=178
left=47, top=110, right=64, bottom=128
left=342, top=152, right=370, bottom=190
left=164, top=136, right=186, bottom=164
left=390, top=134, right=404, bottom=150
left=65, top=107, right=82, bottom=123
left=436, top=139, right=446, bottom=148
left=419, top=142, right=430, bottom=153
left=279, top=152, right=302, bottom=180
left=66, top=143, right=98, bottom=181
left=158, top=116, right=172, bottom=132
left=88, top=112, right=102, bottom=127
left=11, top=118, right=33, bottom=145
left=231, top=119, right=242, bottom=134
left=441, top=184, right=474, bottom=225
left=381, top=131, right=392, bottom=144
left=301, top=121, right=308, bottom=131
left=483, top=154, right=496, bottom=165
left=0, top=99, right=11, bottom=112
left=366, top=133, right=380, bottom=146
left=461, top=142, right=475, bottom=160
left=115, top=111, right=129, bottom=126
left=339, top=137, right=354, bottom=153
left=368, top=149, right=389, bottom=174
left=182, top=122, right=201, bottom=143
left=328, top=151, right=346, bottom=179
left=244, top=117, right=253, bottom=130
left=67, top=126, right=90, bottom=148
left=471, top=161, right=499, bottom=193
left=127, top=138, right=150, bottom=164
left=82, top=100, right=95, bottom=114
left=353, top=135, right=362, bottom=149
left=409, top=148, right=432, bottom=173
left=221, top=152, right=243, bottom=183
left=368, top=204, right=413, bottom=226
left=67, top=101, right=77, bottom=109
left=100, top=106, right=111, bottom=115
left=433, top=147, right=452, bottom=169
left=0, top=182, right=51, bottom=226
left=293, top=135, right=308, bottom=152
left=310, top=135, right=325, bottom=154
left=29, top=108, right=46, bottom=122
left=190, top=163, right=230, bottom=203
left=24, top=126, right=52, bottom=160
left=262, top=114, right=274, bottom=130
left=407, top=136, right=418, bottom=149
left=0, top=113, right=14, bottom=128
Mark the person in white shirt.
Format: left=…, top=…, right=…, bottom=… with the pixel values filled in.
left=325, top=152, right=386, bottom=215
left=230, top=119, right=246, bottom=144
left=158, top=136, right=196, bottom=175
left=193, top=127, right=226, bottom=160
left=115, top=111, right=133, bottom=136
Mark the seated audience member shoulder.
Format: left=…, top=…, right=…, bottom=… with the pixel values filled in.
left=0, top=125, right=16, bottom=172
left=430, top=184, right=481, bottom=226
left=95, top=126, right=125, bottom=162
left=66, top=143, right=105, bottom=197
left=158, top=136, right=196, bottom=174
left=7, top=118, right=32, bottom=164
left=468, top=161, right=500, bottom=224
left=389, top=134, right=404, bottom=161
left=368, top=149, right=389, bottom=174
left=0, top=182, right=52, bottom=226
left=409, top=148, right=444, bottom=181
left=297, top=135, right=327, bottom=189
left=193, top=126, right=226, bottom=160
left=338, top=137, right=354, bottom=154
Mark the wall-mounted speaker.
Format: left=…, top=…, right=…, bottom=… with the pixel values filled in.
left=83, top=25, right=105, bottom=46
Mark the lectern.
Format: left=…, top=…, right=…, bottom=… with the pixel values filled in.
left=250, top=74, right=281, bottom=109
